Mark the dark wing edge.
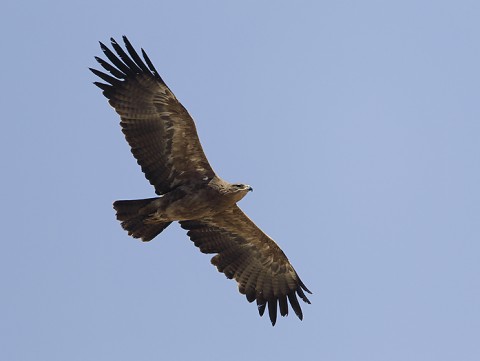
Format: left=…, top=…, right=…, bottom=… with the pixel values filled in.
left=180, top=205, right=312, bottom=326
left=90, top=36, right=166, bottom=97
left=90, top=36, right=215, bottom=195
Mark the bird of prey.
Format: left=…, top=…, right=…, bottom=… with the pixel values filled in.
left=90, top=36, right=311, bottom=325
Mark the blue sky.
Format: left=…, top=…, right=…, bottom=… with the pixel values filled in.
left=2, top=1, right=479, bottom=360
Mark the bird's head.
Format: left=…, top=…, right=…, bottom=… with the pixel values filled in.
left=229, top=183, right=253, bottom=201
left=231, top=183, right=253, bottom=192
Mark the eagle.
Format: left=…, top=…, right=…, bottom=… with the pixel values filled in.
left=90, top=36, right=311, bottom=325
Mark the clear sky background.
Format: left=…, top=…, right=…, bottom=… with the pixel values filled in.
left=2, top=1, right=479, bottom=360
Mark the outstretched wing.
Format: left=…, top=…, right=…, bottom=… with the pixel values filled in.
left=180, top=206, right=311, bottom=326
left=90, top=36, right=215, bottom=195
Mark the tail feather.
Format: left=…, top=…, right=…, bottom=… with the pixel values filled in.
left=113, top=198, right=171, bottom=242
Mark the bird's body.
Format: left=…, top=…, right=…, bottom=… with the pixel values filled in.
left=117, top=178, right=251, bottom=225
left=91, top=36, right=311, bottom=325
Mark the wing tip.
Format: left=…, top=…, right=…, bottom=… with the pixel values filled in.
left=254, top=291, right=308, bottom=325
left=268, top=299, right=278, bottom=326
left=301, top=281, right=313, bottom=295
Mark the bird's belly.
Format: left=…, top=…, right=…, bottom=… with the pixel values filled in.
left=146, top=188, right=233, bottom=222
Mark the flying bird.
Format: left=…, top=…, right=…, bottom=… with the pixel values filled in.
left=90, top=36, right=311, bottom=325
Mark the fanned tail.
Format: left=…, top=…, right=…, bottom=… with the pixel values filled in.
left=113, top=198, right=171, bottom=242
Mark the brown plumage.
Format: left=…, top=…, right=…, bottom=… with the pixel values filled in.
left=91, top=36, right=311, bottom=325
